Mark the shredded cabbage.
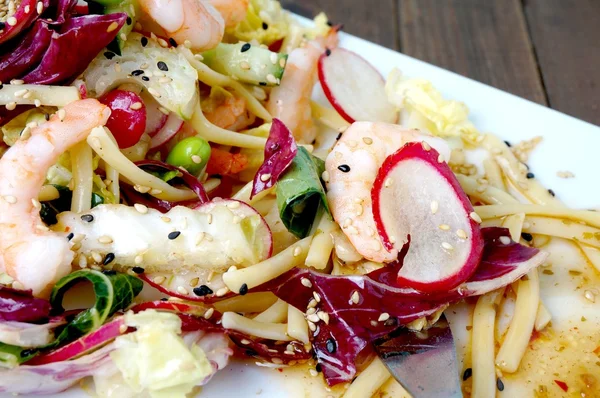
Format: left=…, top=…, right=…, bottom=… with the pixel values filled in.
left=1, top=107, right=53, bottom=146
left=385, top=68, right=481, bottom=144
left=229, top=0, right=289, bottom=45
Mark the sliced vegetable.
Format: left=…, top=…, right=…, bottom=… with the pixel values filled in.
left=104, top=0, right=140, bottom=53
left=0, top=342, right=39, bottom=368
left=23, top=13, right=128, bottom=84
left=0, top=286, right=50, bottom=323
left=206, top=147, right=248, bottom=176
left=0, top=320, right=65, bottom=348
left=202, top=43, right=288, bottom=86
left=99, top=90, right=147, bottom=148
left=372, top=142, right=483, bottom=292
left=149, top=112, right=184, bottom=149
left=318, top=48, right=398, bottom=124
left=229, top=0, right=289, bottom=45
left=257, top=227, right=546, bottom=385
left=251, top=118, right=297, bottom=198
left=166, top=136, right=211, bottom=175
left=83, top=33, right=198, bottom=119
left=276, top=147, right=330, bottom=238
left=135, top=159, right=209, bottom=203
left=49, top=269, right=143, bottom=345
left=0, top=0, right=50, bottom=46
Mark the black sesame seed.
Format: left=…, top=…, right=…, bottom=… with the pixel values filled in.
left=462, top=368, right=472, bottom=381
left=66, top=232, right=74, bottom=241
left=103, top=253, right=115, bottom=265
left=259, top=82, right=267, bottom=86
left=548, top=189, right=555, bottom=197
left=81, top=214, right=94, bottom=222
left=337, top=164, right=350, bottom=173
left=104, top=51, right=116, bottom=60
left=20, top=349, right=35, bottom=357
left=168, top=231, right=181, bottom=240
left=102, top=270, right=117, bottom=276
left=504, top=140, right=511, bottom=147
left=141, top=36, right=148, bottom=47
left=241, top=43, right=251, bottom=52
left=168, top=38, right=177, bottom=47
left=325, top=48, right=332, bottom=56
left=262, top=22, right=268, bottom=30
left=131, top=70, right=144, bottom=76
left=126, top=16, right=132, bottom=25
left=496, top=378, right=504, bottom=391
left=193, top=285, right=213, bottom=296
left=326, top=21, right=333, bottom=27
left=245, top=349, right=258, bottom=357
left=315, top=363, right=322, bottom=372
left=160, top=297, right=168, bottom=301
left=521, top=232, right=533, bottom=242
left=0, top=22, right=5, bottom=30
left=326, top=338, right=337, bottom=354
left=132, top=266, right=145, bottom=274
left=336, top=132, right=342, bottom=141
left=44, top=113, right=50, bottom=121
left=157, top=61, right=168, bottom=71
left=141, top=76, right=150, bottom=82
left=526, top=172, right=535, bottom=179
left=239, top=283, right=248, bottom=295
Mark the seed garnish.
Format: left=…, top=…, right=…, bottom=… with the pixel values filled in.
left=81, top=214, right=94, bottom=222
left=168, top=231, right=181, bottom=240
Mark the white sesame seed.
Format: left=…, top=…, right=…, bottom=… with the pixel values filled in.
left=78, top=254, right=88, bottom=268
left=31, top=198, right=41, bottom=209
left=362, top=136, right=373, bottom=145
left=98, top=235, right=113, bottom=244
left=191, top=155, right=202, bottom=164
left=134, top=255, right=143, bottom=265
left=159, top=76, right=172, bottom=84
left=421, top=141, right=431, bottom=151
left=307, top=313, right=320, bottom=323
left=6, top=16, right=16, bottom=26
left=469, top=212, right=482, bottom=223
left=106, top=21, right=119, bottom=32
left=301, top=278, right=312, bottom=288
left=150, top=188, right=162, bottom=195
left=584, top=290, right=595, bottom=303
left=322, top=171, right=330, bottom=183
left=307, top=298, right=317, bottom=309
left=270, top=53, right=278, bottom=64
left=293, top=246, right=302, bottom=257
left=34, top=99, right=41, bottom=107
left=227, top=265, right=238, bottom=273
left=439, top=224, right=450, bottom=231
left=91, top=251, right=103, bottom=263
left=216, top=287, right=229, bottom=297
left=266, top=74, right=277, bottom=84
left=148, top=87, right=161, bottom=98
left=119, top=324, right=128, bottom=333
left=158, top=38, right=168, bottom=47
left=456, top=229, right=468, bottom=239
left=384, top=178, right=393, bottom=188
left=389, top=235, right=396, bottom=244
left=307, top=321, right=317, bottom=332
left=194, top=54, right=204, bottom=61
left=153, top=275, right=166, bottom=284
left=184, top=39, right=192, bottom=48
left=378, top=313, right=390, bottom=322
left=36, top=1, right=43, bottom=14
left=279, top=58, right=286, bottom=68
left=499, top=236, right=511, bottom=245
left=346, top=225, right=359, bottom=235
left=442, top=242, right=454, bottom=251
left=134, top=203, right=148, bottom=214
left=356, top=204, right=363, bottom=216
left=3, top=195, right=17, bottom=204
left=13, top=89, right=28, bottom=97
left=313, top=291, right=321, bottom=303
left=71, top=234, right=85, bottom=244
left=309, top=369, right=318, bottom=377
left=207, top=213, right=213, bottom=224
left=306, top=307, right=316, bottom=315
left=5, top=102, right=16, bottom=111
left=232, top=215, right=241, bottom=224
left=351, top=291, right=360, bottom=304
left=431, top=201, right=439, bottom=214
left=120, top=33, right=127, bottom=41
left=343, top=218, right=352, bottom=228
left=129, top=102, right=142, bottom=110
left=10, top=79, right=24, bottom=85
left=347, top=140, right=358, bottom=148
left=57, top=109, right=66, bottom=121
left=177, top=286, right=189, bottom=295
left=189, top=277, right=199, bottom=287
left=240, top=61, right=251, bottom=70
left=317, top=311, right=330, bottom=324
left=260, top=173, right=271, bottom=182
left=204, top=308, right=215, bottom=319
left=240, top=339, right=251, bottom=345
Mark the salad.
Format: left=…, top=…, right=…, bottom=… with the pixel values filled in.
left=0, top=0, right=596, bottom=397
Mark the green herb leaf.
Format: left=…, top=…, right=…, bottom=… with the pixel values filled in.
left=147, top=169, right=179, bottom=183
left=0, top=343, right=36, bottom=369
left=276, top=147, right=330, bottom=238
left=49, top=269, right=143, bottom=346
left=91, top=192, right=104, bottom=208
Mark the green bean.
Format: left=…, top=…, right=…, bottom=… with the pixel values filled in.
left=166, top=136, right=211, bottom=175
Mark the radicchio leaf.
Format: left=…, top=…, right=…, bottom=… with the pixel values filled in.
left=251, top=118, right=297, bottom=198
left=0, top=286, right=50, bottom=323
left=256, top=227, right=546, bottom=385
left=0, top=0, right=51, bottom=46
left=23, top=13, right=127, bottom=85
left=0, top=21, right=53, bottom=83
left=135, top=160, right=210, bottom=203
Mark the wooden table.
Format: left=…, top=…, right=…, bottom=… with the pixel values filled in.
left=281, top=0, right=600, bottom=126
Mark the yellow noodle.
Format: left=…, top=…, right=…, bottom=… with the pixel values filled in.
left=475, top=204, right=600, bottom=229
left=343, top=357, right=392, bottom=398
left=221, top=312, right=292, bottom=341
left=522, top=216, right=600, bottom=249
left=456, top=175, right=516, bottom=205
left=0, top=85, right=79, bottom=107
left=70, top=142, right=93, bottom=213
left=250, top=197, right=276, bottom=217
left=534, top=300, right=552, bottom=331
left=87, top=127, right=196, bottom=202
left=213, top=292, right=277, bottom=314
left=501, top=212, right=525, bottom=241
left=305, top=214, right=336, bottom=269
left=222, top=237, right=312, bottom=292
left=496, top=269, right=540, bottom=373
left=231, top=180, right=274, bottom=204
left=310, top=101, right=350, bottom=131
left=287, top=305, right=309, bottom=344
left=252, top=299, right=289, bottom=323
left=482, top=158, right=505, bottom=191
left=577, top=243, right=600, bottom=274
left=472, top=289, right=504, bottom=398
left=203, top=178, right=221, bottom=193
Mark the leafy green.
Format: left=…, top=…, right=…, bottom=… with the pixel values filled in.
left=49, top=269, right=143, bottom=346
left=146, top=168, right=179, bottom=183
left=39, top=185, right=72, bottom=225
left=91, top=192, right=105, bottom=208
left=229, top=0, right=289, bottom=45
left=276, top=147, right=330, bottom=238
left=0, top=343, right=36, bottom=369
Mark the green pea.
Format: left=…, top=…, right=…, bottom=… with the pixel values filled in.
left=166, top=136, right=211, bottom=175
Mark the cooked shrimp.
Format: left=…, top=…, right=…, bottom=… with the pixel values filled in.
left=203, top=92, right=256, bottom=131
left=267, top=30, right=338, bottom=143
left=209, top=0, right=249, bottom=28
left=139, top=0, right=224, bottom=52
left=0, top=99, right=110, bottom=297
left=325, top=122, right=451, bottom=263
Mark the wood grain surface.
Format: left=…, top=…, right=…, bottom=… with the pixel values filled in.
left=282, top=0, right=599, bottom=126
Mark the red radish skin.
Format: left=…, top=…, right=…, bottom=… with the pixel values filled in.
left=318, top=48, right=398, bottom=124
left=99, top=90, right=147, bottom=148
left=372, top=142, right=483, bottom=293
left=150, top=113, right=184, bottom=149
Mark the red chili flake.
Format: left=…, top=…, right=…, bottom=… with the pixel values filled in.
left=593, top=346, right=600, bottom=355
left=554, top=380, right=568, bottom=392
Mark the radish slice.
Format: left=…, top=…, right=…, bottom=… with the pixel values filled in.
left=318, top=48, right=398, bottom=124
left=372, top=142, right=483, bottom=292
left=150, top=112, right=183, bottom=149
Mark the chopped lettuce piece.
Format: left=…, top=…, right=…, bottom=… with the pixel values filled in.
left=229, top=0, right=289, bottom=45
left=385, top=68, right=481, bottom=144
left=1, top=107, right=53, bottom=146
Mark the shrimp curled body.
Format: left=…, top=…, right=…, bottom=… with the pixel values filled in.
left=325, top=122, right=451, bottom=263
left=0, top=99, right=110, bottom=296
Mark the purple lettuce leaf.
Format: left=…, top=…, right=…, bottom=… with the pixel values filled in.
left=0, top=21, right=53, bottom=83
left=23, top=13, right=126, bottom=85
left=251, top=118, right=297, bottom=199
left=256, top=227, right=546, bottom=385
left=0, top=0, right=51, bottom=46
left=0, top=286, right=51, bottom=323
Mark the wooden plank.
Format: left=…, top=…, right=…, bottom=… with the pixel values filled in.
left=524, top=0, right=600, bottom=126
left=399, top=0, right=547, bottom=105
left=280, top=0, right=399, bottom=50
